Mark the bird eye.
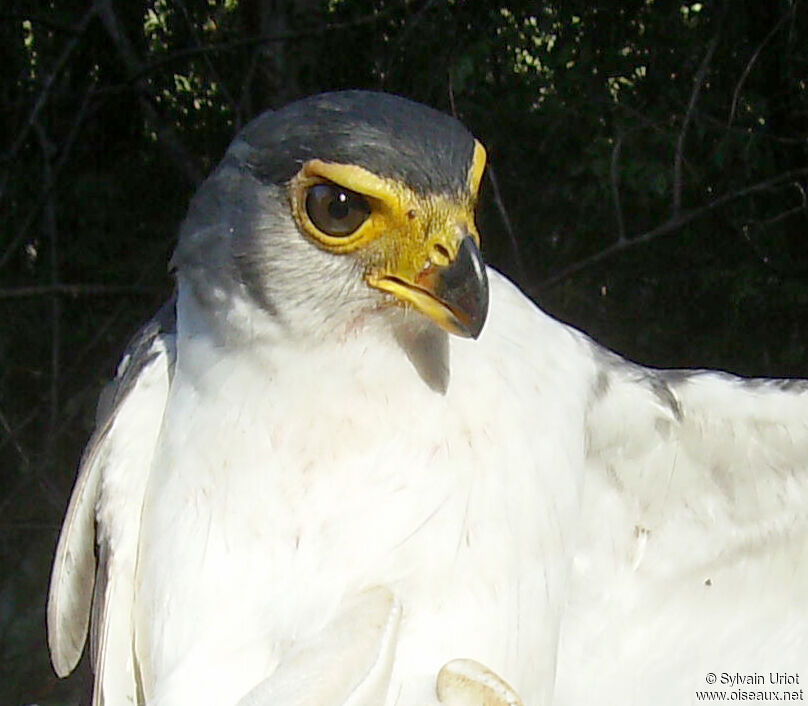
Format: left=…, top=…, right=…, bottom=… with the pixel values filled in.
left=305, top=183, right=371, bottom=237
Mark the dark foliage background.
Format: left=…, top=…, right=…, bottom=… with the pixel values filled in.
left=1, top=1, right=806, bottom=703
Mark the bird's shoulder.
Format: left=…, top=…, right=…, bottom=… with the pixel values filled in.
left=484, top=267, right=808, bottom=561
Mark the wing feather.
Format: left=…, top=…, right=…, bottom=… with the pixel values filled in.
left=47, top=301, right=176, bottom=696
left=557, top=343, right=808, bottom=703
left=585, top=346, right=808, bottom=556
left=47, top=427, right=104, bottom=676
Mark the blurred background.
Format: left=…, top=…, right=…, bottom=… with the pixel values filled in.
left=1, top=1, right=806, bottom=703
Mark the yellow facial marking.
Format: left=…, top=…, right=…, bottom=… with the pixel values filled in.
left=290, top=160, right=407, bottom=254
left=288, top=145, right=488, bottom=333
left=468, top=140, right=487, bottom=195
left=289, top=158, right=481, bottom=270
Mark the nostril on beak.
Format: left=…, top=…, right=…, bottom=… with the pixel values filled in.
left=429, top=243, right=451, bottom=268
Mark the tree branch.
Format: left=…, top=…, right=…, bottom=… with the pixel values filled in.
left=610, top=133, right=626, bottom=243
left=0, top=12, right=83, bottom=34
left=33, top=119, right=61, bottom=438
left=728, top=5, right=794, bottom=127
left=0, top=83, right=95, bottom=270
left=673, top=27, right=721, bottom=217
left=124, top=5, right=401, bottom=85
left=172, top=0, right=238, bottom=117
left=0, top=283, right=158, bottom=300
left=536, top=167, right=808, bottom=291
left=0, top=406, right=29, bottom=469
left=94, top=0, right=204, bottom=186
left=486, top=164, right=526, bottom=281
left=0, top=6, right=95, bottom=204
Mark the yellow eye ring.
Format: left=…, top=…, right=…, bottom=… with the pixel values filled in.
left=290, top=160, right=404, bottom=253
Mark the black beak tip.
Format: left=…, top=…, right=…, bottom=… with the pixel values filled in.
left=445, top=235, right=489, bottom=339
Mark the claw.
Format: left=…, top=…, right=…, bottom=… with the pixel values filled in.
left=436, top=659, right=524, bottom=706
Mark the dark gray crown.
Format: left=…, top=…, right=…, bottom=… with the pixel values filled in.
left=237, top=91, right=476, bottom=195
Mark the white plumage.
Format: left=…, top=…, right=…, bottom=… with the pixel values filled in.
left=48, top=92, right=808, bottom=706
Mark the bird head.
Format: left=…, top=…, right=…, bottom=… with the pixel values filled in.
left=172, top=91, right=489, bottom=343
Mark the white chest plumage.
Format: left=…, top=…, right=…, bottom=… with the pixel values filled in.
left=47, top=268, right=808, bottom=706
left=131, top=274, right=592, bottom=706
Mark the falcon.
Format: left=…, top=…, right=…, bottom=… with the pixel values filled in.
left=48, top=91, right=808, bottom=706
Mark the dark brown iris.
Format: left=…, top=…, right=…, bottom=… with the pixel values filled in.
left=305, top=183, right=371, bottom=237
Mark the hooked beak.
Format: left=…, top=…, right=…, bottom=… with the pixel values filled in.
left=369, top=234, right=489, bottom=339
